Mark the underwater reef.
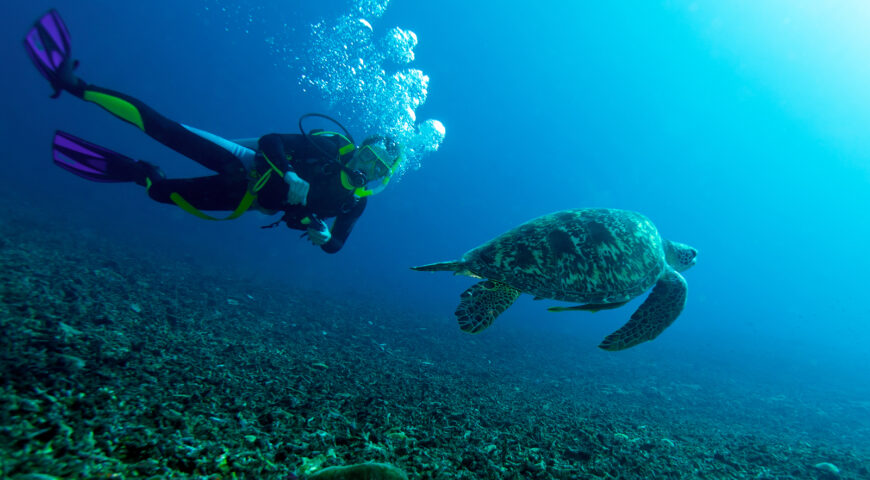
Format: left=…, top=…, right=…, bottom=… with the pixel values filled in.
left=0, top=200, right=868, bottom=479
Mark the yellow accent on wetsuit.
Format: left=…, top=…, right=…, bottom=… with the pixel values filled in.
left=83, top=91, right=145, bottom=131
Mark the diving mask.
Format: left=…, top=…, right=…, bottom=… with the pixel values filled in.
left=344, top=137, right=402, bottom=196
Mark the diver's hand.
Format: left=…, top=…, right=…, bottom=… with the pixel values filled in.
left=307, top=219, right=331, bottom=246
left=284, top=171, right=309, bottom=206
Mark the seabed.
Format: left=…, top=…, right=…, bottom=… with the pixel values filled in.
left=0, top=200, right=867, bottom=479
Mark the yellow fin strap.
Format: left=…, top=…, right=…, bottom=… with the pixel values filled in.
left=83, top=91, right=145, bottom=131
left=169, top=191, right=256, bottom=221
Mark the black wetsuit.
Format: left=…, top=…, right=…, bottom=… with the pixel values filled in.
left=74, top=84, right=365, bottom=254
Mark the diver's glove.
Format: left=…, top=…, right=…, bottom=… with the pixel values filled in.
left=306, top=218, right=332, bottom=246
left=284, top=171, right=310, bottom=206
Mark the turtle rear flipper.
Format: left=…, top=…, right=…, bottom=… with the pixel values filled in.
left=455, top=280, right=521, bottom=334
left=598, top=268, right=687, bottom=351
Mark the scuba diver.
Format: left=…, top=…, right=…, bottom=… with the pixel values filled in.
left=24, top=10, right=402, bottom=254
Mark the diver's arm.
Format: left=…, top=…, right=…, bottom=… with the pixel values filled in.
left=257, top=133, right=291, bottom=174
left=321, top=197, right=367, bottom=254
left=260, top=133, right=312, bottom=205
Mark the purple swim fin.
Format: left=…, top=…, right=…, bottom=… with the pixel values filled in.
left=52, top=131, right=139, bottom=183
left=23, top=9, right=79, bottom=98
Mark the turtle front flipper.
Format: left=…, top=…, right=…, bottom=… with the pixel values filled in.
left=598, top=268, right=687, bottom=351
left=455, top=280, right=521, bottom=334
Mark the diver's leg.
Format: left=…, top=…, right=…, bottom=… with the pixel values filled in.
left=52, top=130, right=165, bottom=185
left=26, top=11, right=252, bottom=185
left=53, top=130, right=245, bottom=211
left=71, top=83, right=248, bottom=177
left=146, top=175, right=248, bottom=211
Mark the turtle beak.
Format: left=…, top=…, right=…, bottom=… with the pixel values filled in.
left=685, top=250, right=698, bottom=269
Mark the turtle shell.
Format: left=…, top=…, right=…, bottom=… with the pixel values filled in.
left=461, top=208, right=666, bottom=303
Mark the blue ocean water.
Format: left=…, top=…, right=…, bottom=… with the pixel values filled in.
left=3, top=0, right=869, bottom=470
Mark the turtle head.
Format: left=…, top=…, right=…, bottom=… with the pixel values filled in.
left=664, top=240, right=697, bottom=272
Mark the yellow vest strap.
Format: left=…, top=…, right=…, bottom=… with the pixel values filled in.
left=339, top=142, right=355, bottom=156
left=169, top=190, right=257, bottom=221
left=252, top=169, right=272, bottom=193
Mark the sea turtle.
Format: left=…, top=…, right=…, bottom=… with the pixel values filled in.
left=412, top=208, right=697, bottom=351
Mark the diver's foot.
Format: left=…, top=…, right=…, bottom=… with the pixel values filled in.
left=134, top=161, right=166, bottom=187
left=56, top=59, right=86, bottom=97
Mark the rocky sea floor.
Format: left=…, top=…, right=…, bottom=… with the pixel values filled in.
left=1, top=206, right=868, bottom=480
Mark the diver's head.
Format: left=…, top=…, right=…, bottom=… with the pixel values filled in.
left=344, top=135, right=402, bottom=196
left=664, top=240, right=698, bottom=272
